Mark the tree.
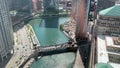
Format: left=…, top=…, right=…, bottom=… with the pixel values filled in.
left=60, top=24, right=64, bottom=31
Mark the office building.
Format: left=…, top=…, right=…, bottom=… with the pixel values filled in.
left=95, top=1, right=120, bottom=36
left=0, top=0, right=14, bottom=61
left=96, top=35, right=120, bottom=68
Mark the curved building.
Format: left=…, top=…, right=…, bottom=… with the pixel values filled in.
left=95, top=1, right=120, bottom=36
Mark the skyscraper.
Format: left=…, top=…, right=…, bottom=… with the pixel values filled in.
left=32, top=0, right=43, bottom=12
left=43, top=0, right=59, bottom=14
left=72, top=0, right=90, bottom=39
left=0, top=0, right=14, bottom=61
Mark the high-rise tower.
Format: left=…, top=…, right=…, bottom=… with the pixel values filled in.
left=0, top=0, right=14, bottom=61
left=72, top=0, right=90, bottom=40
left=43, top=0, right=59, bottom=15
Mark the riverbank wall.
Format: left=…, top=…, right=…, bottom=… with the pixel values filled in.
left=26, top=24, right=40, bottom=48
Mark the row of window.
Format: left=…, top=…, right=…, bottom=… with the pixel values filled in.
left=97, top=21, right=120, bottom=27
left=99, top=16, right=120, bottom=22
left=97, top=31, right=120, bottom=36
left=98, top=27, right=120, bottom=32
left=107, top=48, right=120, bottom=53
left=109, top=55, right=120, bottom=63
left=97, top=28, right=120, bottom=33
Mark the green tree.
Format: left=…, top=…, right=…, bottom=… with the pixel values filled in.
left=60, top=24, right=64, bottom=31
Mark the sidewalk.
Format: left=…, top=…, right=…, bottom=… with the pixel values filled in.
left=6, top=25, right=33, bottom=68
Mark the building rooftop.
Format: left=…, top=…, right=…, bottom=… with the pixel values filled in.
left=106, top=36, right=120, bottom=48
left=97, top=35, right=109, bottom=63
left=109, top=62, right=120, bottom=68
left=97, top=35, right=120, bottom=67
left=99, top=5, right=120, bottom=17
left=106, top=36, right=113, bottom=46
left=96, top=63, right=113, bottom=68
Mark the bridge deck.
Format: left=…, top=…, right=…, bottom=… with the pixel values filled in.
left=34, top=43, right=77, bottom=53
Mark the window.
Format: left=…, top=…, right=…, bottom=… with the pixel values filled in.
left=114, top=18, right=120, bottom=21
left=109, top=17, right=115, bottom=21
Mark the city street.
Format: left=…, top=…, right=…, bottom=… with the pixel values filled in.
left=6, top=24, right=33, bottom=68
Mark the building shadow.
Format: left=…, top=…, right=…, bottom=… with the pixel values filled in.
left=43, top=17, right=59, bottom=28
left=78, top=42, right=91, bottom=68
left=13, top=22, right=25, bottom=32
left=0, top=53, right=12, bottom=68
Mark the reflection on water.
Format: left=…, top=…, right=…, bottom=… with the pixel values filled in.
left=40, top=17, right=59, bottom=28
left=29, top=17, right=70, bottom=46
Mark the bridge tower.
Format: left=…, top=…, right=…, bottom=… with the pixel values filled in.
left=43, top=0, right=59, bottom=15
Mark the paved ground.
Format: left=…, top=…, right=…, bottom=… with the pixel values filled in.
left=6, top=23, right=33, bottom=68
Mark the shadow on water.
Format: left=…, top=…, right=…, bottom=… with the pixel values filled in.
left=40, top=17, right=59, bottom=28
left=38, top=48, right=77, bottom=57
left=78, top=42, right=91, bottom=68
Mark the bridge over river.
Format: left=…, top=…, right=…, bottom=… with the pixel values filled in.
left=31, top=42, right=78, bottom=58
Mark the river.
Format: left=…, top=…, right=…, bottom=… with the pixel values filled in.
left=29, top=17, right=76, bottom=68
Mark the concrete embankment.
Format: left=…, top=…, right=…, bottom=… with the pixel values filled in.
left=23, top=58, right=35, bottom=68
left=19, top=24, right=42, bottom=68
left=26, top=24, right=40, bottom=47
left=63, top=31, right=71, bottom=39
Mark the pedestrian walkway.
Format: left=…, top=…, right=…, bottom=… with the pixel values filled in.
left=6, top=25, right=33, bottom=68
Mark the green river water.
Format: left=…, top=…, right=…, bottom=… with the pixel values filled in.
left=29, top=17, right=76, bottom=68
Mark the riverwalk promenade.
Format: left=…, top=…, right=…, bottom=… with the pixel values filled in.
left=6, top=23, right=39, bottom=68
